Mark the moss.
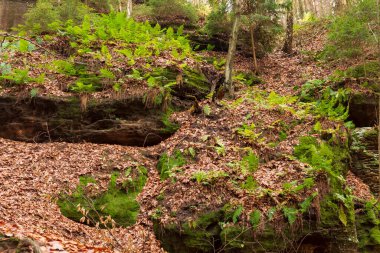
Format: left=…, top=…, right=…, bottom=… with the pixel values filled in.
left=55, top=97, right=82, bottom=119
left=355, top=201, right=380, bottom=251
left=320, top=195, right=341, bottom=227
left=154, top=209, right=224, bottom=253
left=58, top=167, right=147, bottom=228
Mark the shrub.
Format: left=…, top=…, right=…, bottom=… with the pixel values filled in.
left=23, top=0, right=59, bottom=33
left=147, top=0, right=199, bottom=25
left=204, top=0, right=282, bottom=56
left=204, top=2, right=230, bottom=36
left=58, top=0, right=91, bottom=24
left=133, top=4, right=154, bottom=20
left=22, top=0, right=90, bottom=34
left=345, top=61, right=380, bottom=78
left=321, top=0, right=378, bottom=60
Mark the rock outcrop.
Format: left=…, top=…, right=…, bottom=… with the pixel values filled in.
left=0, top=96, right=174, bottom=147
left=350, top=127, right=379, bottom=196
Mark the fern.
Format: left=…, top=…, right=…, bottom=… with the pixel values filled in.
left=249, top=210, right=261, bottom=230
left=70, top=81, right=95, bottom=93
left=282, top=207, right=298, bottom=225
left=232, top=205, right=244, bottom=223
left=157, top=151, right=186, bottom=180
left=237, top=123, right=262, bottom=141
left=240, top=150, right=259, bottom=174
left=315, top=87, right=350, bottom=121
left=191, top=170, right=228, bottom=185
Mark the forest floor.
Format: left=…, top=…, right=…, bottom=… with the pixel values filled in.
left=0, top=17, right=377, bottom=251
left=0, top=46, right=373, bottom=253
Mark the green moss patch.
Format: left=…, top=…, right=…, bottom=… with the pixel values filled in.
left=58, top=166, right=147, bottom=228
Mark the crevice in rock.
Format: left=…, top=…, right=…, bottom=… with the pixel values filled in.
left=0, top=96, right=176, bottom=147
left=349, top=93, right=379, bottom=127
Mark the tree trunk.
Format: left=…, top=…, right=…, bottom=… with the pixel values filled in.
left=282, top=1, right=294, bottom=54
left=224, top=1, right=240, bottom=98
left=377, top=0, right=380, bottom=200
left=250, top=25, right=258, bottom=74
left=127, top=0, right=133, bottom=18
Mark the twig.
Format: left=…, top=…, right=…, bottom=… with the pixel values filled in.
left=45, top=122, right=52, bottom=142
left=143, top=132, right=162, bottom=147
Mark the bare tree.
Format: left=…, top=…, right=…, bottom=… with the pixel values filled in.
left=377, top=0, right=380, bottom=200
left=250, top=23, right=258, bottom=74
left=224, top=0, right=241, bottom=97
left=127, top=0, right=133, bottom=18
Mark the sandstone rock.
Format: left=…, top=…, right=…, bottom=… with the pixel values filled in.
left=350, top=127, right=379, bottom=196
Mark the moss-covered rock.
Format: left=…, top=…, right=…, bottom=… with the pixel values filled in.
left=58, top=167, right=147, bottom=228
left=153, top=209, right=224, bottom=253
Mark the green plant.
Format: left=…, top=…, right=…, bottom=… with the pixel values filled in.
left=99, top=68, right=115, bottom=80
left=321, top=0, right=378, bottom=60
left=202, top=104, right=211, bottom=116
left=16, top=39, right=35, bottom=53
left=22, top=0, right=90, bottom=34
left=53, top=60, right=78, bottom=76
left=58, top=167, right=147, bottom=228
left=147, top=0, right=199, bottom=25
left=0, top=68, right=43, bottom=86
left=205, top=2, right=230, bottom=36
left=237, top=123, right=262, bottom=142
left=282, top=178, right=315, bottom=194
left=191, top=170, right=228, bottom=185
left=299, top=192, right=318, bottom=213
left=233, top=72, right=263, bottom=86
left=249, top=210, right=261, bottom=230
left=267, top=91, right=297, bottom=106
left=315, top=87, right=350, bottom=121
left=282, top=206, right=298, bottom=225
left=223, top=204, right=243, bottom=224
left=345, top=61, right=380, bottom=78
left=157, top=150, right=186, bottom=180
left=239, top=150, right=259, bottom=175
left=70, top=81, right=95, bottom=93
left=214, top=137, right=226, bottom=156
left=161, top=110, right=180, bottom=134
left=299, top=79, right=325, bottom=102
left=22, top=0, right=60, bottom=33
left=0, top=63, right=12, bottom=75
left=241, top=176, right=258, bottom=191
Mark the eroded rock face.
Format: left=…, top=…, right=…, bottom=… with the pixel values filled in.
left=0, top=96, right=175, bottom=146
left=153, top=210, right=359, bottom=253
left=350, top=127, right=379, bottom=196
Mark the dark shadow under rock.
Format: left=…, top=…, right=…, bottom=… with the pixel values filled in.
left=0, top=96, right=176, bottom=147
left=349, top=93, right=378, bottom=127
